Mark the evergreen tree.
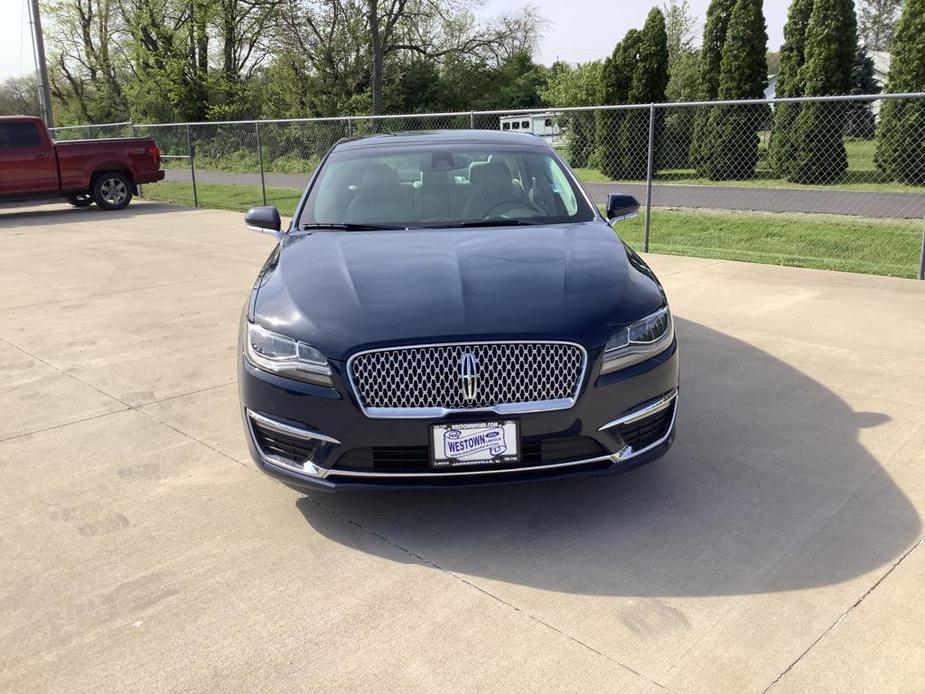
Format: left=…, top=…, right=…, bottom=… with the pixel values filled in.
left=846, top=46, right=880, bottom=138
left=702, top=0, right=769, bottom=180
left=769, top=0, right=814, bottom=176
left=690, top=0, right=737, bottom=174
left=615, top=8, right=670, bottom=179
left=787, top=0, right=858, bottom=183
left=597, top=30, right=642, bottom=178
left=875, top=0, right=925, bottom=184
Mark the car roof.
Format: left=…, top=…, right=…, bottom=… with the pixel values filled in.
left=332, top=129, right=552, bottom=152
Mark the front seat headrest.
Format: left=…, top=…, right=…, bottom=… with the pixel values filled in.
left=360, top=164, right=401, bottom=201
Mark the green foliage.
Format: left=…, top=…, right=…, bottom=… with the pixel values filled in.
left=541, top=61, right=604, bottom=167
left=597, top=10, right=669, bottom=180
left=702, top=0, right=769, bottom=180
left=661, top=51, right=700, bottom=169
left=875, top=0, right=925, bottom=183
left=597, top=30, right=642, bottom=179
left=0, top=75, right=41, bottom=116
left=846, top=47, right=880, bottom=138
left=769, top=0, right=814, bottom=176
left=858, top=0, right=902, bottom=50
left=786, top=0, right=857, bottom=183
left=663, top=0, right=697, bottom=65
left=690, top=0, right=737, bottom=173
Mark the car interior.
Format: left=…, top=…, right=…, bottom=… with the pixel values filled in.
left=305, top=148, right=586, bottom=227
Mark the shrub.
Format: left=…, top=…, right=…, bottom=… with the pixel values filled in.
left=702, top=0, right=769, bottom=180
left=769, top=0, right=814, bottom=176
left=785, top=0, right=857, bottom=183
left=875, top=0, right=925, bottom=184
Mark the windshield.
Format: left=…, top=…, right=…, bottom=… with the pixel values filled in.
left=298, top=144, right=596, bottom=230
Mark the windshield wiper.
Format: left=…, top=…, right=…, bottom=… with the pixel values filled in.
left=301, top=222, right=408, bottom=231
left=439, top=219, right=542, bottom=228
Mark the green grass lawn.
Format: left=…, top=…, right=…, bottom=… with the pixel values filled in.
left=141, top=181, right=923, bottom=279
left=142, top=181, right=304, bottom=216
left=615, top=207, right=922, bottom=278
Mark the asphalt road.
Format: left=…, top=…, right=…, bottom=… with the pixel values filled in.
left=164, top=168, right=925, bottom=219
left=2, top=201, right=925, bottom=693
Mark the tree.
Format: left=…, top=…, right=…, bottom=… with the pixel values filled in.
left=662, top=0, right=699, bottom=169
left=787, top=0, right=857, bottom=183
left=0, top=75, right=41, bottom=116
left=875, top=0, right=925, bottom=183
left=44, top=0, right=129, bottom=123
left=360, top=0, right=543, bottom=115
left=858, top=0, right=901, bottom=50
left=596, top=9, right=669, bottom=180
left=617, top=7, right=669, bottom=179
left=701, top=0, right=768, bottom=180
left=689, top=0, right=737, bottom=174
left=765, top=50, right=781, bottom=75
left=597, top=30, right=641, bottom=178
left=663, top=0, right=696, bottom=65
left=846, top=46, right=880, bottom=137
left=768, top=0, right=814, bottom=176
left=540, top=60, right=604, bottom=166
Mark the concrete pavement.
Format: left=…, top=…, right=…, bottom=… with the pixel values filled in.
left=1, top=200, right=924, bottom=693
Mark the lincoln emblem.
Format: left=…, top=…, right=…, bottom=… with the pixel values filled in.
left=459, top=351, right=478, bottom=402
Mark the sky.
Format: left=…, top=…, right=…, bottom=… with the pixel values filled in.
left=0, top=0, right=791, bottom=81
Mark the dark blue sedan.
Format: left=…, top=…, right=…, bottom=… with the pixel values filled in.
left=238, top=130, right=678, bottom=490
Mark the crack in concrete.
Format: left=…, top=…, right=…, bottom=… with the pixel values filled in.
left=763, top=535, right=925, bottom=693
left=0, top=336, right=251, bottom=471
left=0, top=272, right=248, bottom=312
left=306, top=494, right=678, bottom=694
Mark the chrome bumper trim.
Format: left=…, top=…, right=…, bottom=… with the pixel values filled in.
left=246, top=409, right=341, bottom=444
left=248, top=399, right=677, bottom=482
left=598, top=389, right=678, bottom=431
left=246, top=409, right=339, bottom=478
left=363, top=398, right=577, bottom=420
left=323, top=401, right=677, bottom=480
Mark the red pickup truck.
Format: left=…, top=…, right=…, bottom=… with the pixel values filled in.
left=0, top=115, right=164, bottom=211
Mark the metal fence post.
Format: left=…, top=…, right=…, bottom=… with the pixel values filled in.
left=346, top=117, right=352, bottom=137
left=256, top=122, right=267, bottom=206
left=470, top=112, right=475, bottom=129
left=643, top=103, right=656, bottom=253
left=918, top=223, right=925, bottom=280
left=186, top=124, right=199, bottom=208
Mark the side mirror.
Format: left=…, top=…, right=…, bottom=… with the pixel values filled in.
left=606, top=194, right=640, bottom=223
left=245, top=206, right=282, bottom=234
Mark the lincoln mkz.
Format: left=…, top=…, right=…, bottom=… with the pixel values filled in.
left=238, top=130, right=678, bottom=490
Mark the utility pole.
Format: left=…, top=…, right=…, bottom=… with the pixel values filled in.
left=28, top=0, right=55, bottom=128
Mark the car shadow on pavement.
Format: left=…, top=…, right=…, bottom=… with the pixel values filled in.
left=0, top=201, right=183, bottom=228
left=296, top=317, right=921, bottom=597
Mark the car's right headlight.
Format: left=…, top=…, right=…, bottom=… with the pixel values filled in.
left=600, top=306, right=673, bottom=374
left=244, top=321, right=334, bottom=387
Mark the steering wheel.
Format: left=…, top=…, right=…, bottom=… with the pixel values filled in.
left=481, top=199, right=544, bottom=219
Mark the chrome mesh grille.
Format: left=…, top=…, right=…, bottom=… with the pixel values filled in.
left=349, top=342, right=585, bottom=412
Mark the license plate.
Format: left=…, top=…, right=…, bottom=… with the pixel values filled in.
left=430, top=421, right=520, bottom=468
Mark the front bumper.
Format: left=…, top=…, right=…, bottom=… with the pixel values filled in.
left=238, top=341, right=679, bottom=491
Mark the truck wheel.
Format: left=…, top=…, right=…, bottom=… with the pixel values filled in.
left=93, top=173, right=133, bottom=211
left=66, top=193, right=93, bottom=208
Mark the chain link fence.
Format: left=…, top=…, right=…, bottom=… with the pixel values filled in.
left=50, top=93, right=925, bottom=279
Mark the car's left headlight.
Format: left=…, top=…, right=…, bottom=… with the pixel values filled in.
left=601, top=306, right=674, bottom=374
left=244, top=321, right=333, bottom=387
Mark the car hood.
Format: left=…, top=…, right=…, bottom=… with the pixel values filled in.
left=252, top=223, right=665, bottom=360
